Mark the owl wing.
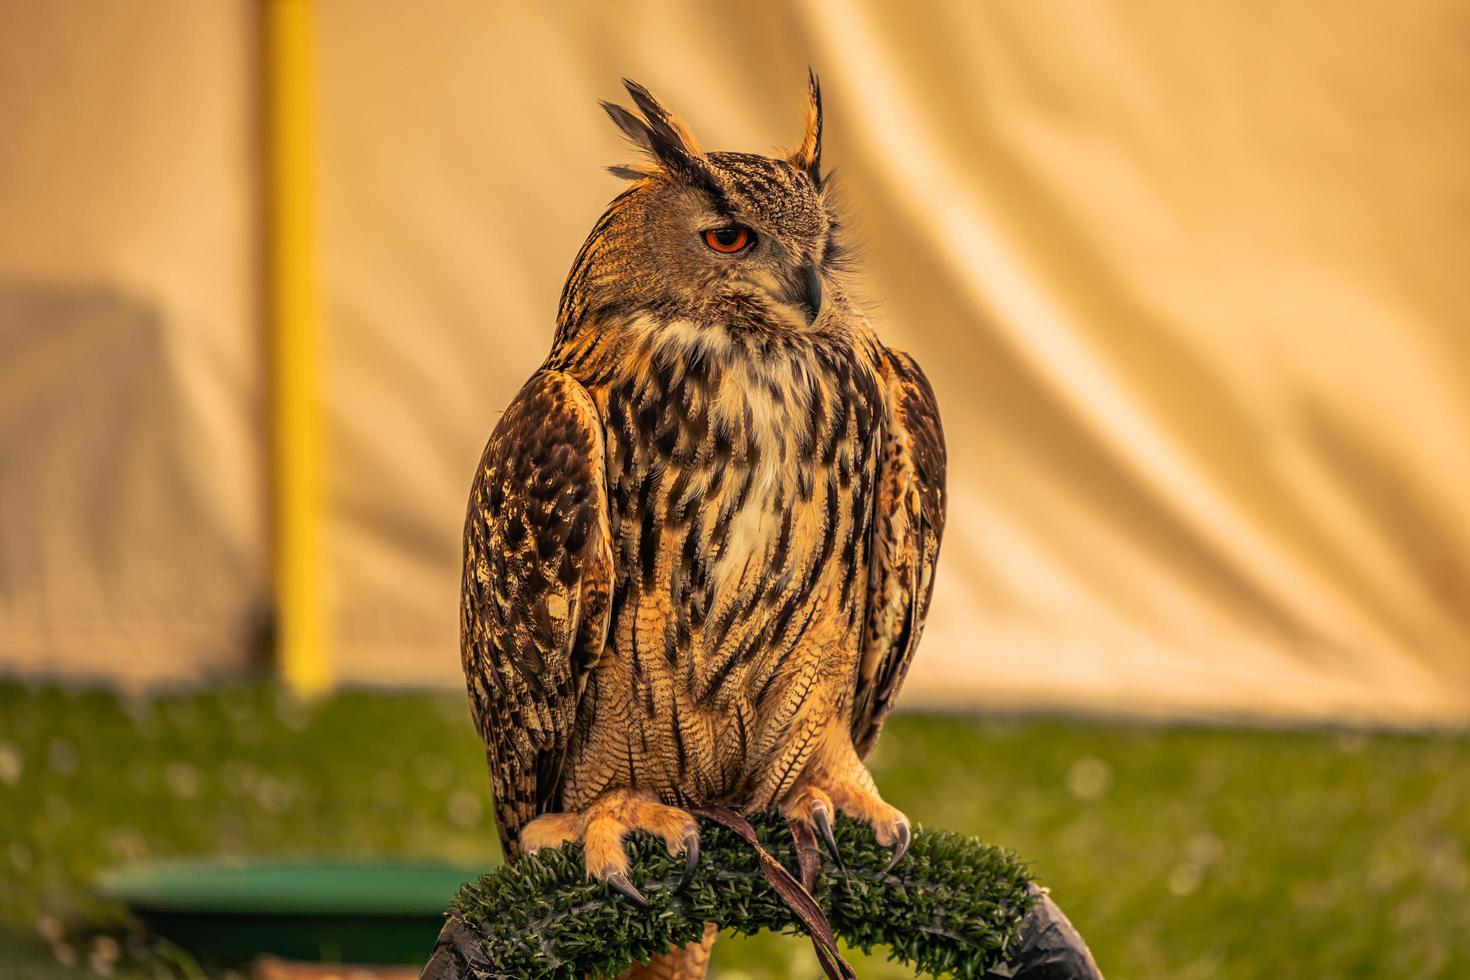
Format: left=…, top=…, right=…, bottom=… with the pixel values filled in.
left=851, top=348, right=947, bottom=758
left=460, top=370, right=614, bottom=859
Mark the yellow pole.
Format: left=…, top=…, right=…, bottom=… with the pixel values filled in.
left=264, top=0, right=330, bottom=695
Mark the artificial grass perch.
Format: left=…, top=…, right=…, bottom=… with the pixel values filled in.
left=421, top=810, right=1102, bottom=979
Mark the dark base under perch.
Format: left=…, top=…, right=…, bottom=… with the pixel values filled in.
left=420, top=810, right=1102, bottom=979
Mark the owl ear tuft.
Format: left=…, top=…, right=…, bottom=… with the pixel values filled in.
left=602, top=79, right=728, bottom=204
left=600, top=100, right=654, bottom=152
left=790, top=68, right=823, bottom=186
left=605, top=164, right=653, bottom=181
left=620, top=78, right=706, bottom=164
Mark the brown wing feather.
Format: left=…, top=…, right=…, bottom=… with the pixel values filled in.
left=460, top=370, right=613, bottom=858
left=852, top=348, right=947, bottom=758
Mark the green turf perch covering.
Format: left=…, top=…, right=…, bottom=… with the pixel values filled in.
left=421, top=809, right=1102, bottom=979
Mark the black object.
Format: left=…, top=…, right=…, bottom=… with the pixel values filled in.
left=982, top=884, right=1104, bottom=980
left=421, top=915, right=500, bottom=980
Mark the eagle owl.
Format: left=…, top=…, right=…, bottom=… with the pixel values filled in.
left=461, top=74, right=946, bottom=976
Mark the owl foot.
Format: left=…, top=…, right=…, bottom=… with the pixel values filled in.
left=519, top=788, right=700, bottom=907
left=782, top=766, right=911, bottom=873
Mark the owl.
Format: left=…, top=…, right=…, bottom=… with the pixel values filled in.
left=460, top=74, right=946, bottom=977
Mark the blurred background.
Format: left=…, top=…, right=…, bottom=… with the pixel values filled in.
left=1, top=2, right=1467, bottom=978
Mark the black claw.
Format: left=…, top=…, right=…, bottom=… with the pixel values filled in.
left=883, top=822, right=912, bottom=873
left=606, top=872, right=650, bottom=909
left=813, top=805, right=846, bottom=873
left=676, top=832, right=700, bottom=892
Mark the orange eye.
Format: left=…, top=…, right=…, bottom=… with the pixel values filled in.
left=703, top=225, right=753, bottom=254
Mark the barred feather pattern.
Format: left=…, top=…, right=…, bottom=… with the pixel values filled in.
left=460, top=372, right=615, bottom=858
left=541, top=307, right=886, bottom=818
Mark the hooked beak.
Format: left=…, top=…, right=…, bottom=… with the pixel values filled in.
left=800, top=261, right=824, bottom=325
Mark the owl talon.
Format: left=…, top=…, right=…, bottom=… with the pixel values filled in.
left=883, top=820, right=911, bottom=872
left=676, top=831, right=700, bottom=892
left=522, top=789, right=698, bottom=911
left=813, top=804, right=846, bottom=873
left=606, top=872, right=650, bottom=909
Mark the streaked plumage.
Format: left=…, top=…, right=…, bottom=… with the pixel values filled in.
left=460, top=74, right=945, bottom=977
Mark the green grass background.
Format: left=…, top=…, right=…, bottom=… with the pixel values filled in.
left=1, top=681, right=1466, bottom=978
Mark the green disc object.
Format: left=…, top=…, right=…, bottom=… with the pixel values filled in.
left=96, top=859, right=489, bottom=965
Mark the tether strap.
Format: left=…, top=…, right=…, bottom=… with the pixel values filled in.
left=689, top=804, right=856, bottom=980
left=789, top=816, right=821, bottom=893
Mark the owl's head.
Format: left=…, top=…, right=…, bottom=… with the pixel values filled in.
left=557, top=74, right=849, bottom=338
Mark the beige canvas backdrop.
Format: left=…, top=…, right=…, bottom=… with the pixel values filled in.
left=3, top=1, right=1468, bottom=723
left=0, top=1, right=266, bottom=685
